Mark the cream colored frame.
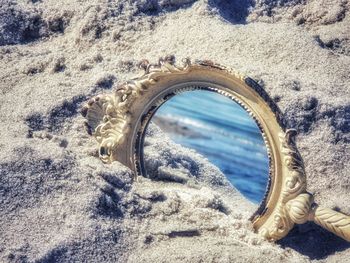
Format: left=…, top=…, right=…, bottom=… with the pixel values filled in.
left=81, top=56, right=350, bottom=242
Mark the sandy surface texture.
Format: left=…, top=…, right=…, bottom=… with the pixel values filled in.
left=0, top=0, right=349, bottom=262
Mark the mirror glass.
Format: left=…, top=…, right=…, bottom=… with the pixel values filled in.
left=143, top=90, right=269, bottom=204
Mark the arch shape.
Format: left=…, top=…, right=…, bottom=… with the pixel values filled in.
left=81, top=57, right=350, bottom=242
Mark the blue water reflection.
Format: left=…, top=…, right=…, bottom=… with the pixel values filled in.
left=154, top=90, right=269, bottom=203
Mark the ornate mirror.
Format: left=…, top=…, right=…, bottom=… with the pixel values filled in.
left=81, top=56, right=350, bottom=242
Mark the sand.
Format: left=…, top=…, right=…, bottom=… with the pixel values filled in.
left=0, top=0, right=349, bottom=262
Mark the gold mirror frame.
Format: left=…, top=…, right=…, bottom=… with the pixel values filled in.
left=81, top=56, right=350, bottom=242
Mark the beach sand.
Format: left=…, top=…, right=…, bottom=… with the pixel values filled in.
left=0, top=0, right=349, bottom=262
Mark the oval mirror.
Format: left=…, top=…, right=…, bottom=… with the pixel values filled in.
left=82, top=57, right=350, bottom=242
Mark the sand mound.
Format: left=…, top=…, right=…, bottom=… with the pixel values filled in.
left=0, top=1, right=72, bottom=45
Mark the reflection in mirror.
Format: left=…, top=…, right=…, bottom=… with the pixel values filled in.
left=143, top=90, right=269, bottom=204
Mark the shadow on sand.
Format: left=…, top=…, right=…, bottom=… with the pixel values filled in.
left=278, top=222, right=350, bottom=260
left=139, top=0, right=254, bottom=24
left=208, top=0, right=254, bottom=24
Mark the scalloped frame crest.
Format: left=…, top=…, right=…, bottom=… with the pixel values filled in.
left=81, top=56, right=350, bottom=242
